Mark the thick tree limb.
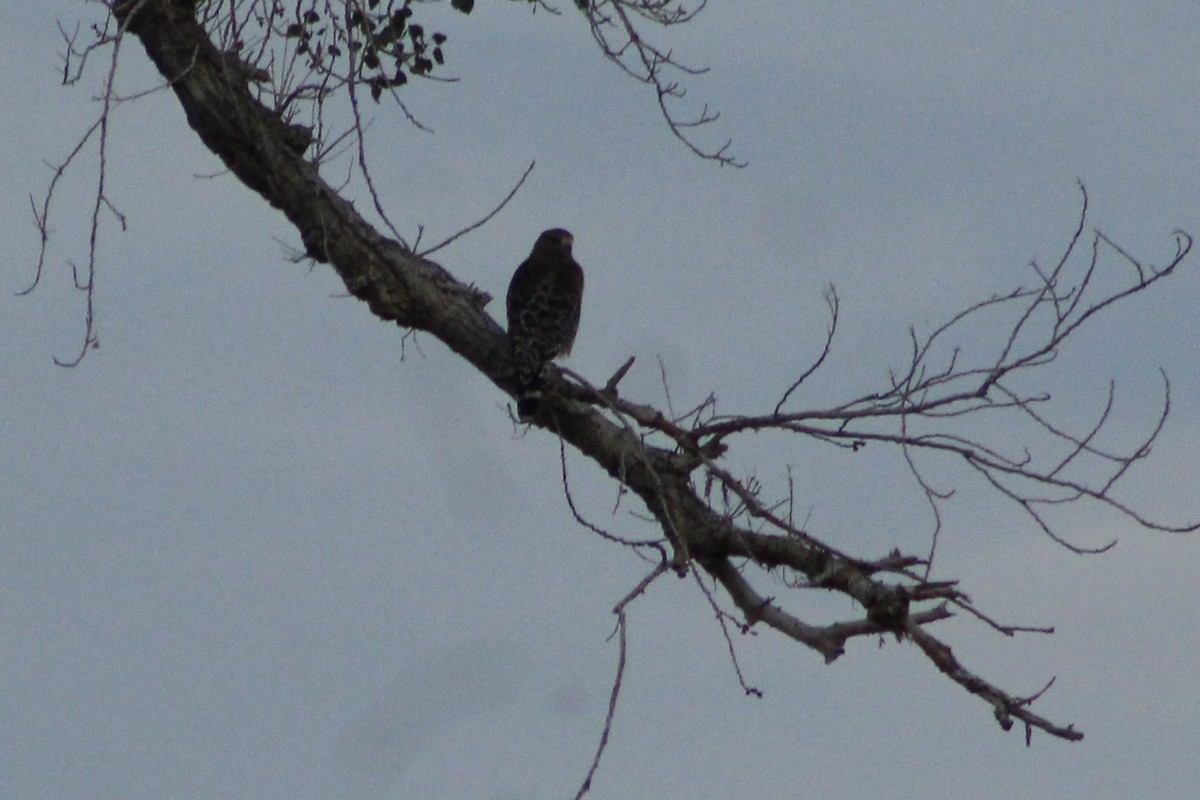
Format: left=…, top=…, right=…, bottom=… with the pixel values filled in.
left=113, top=0, right=498, bottom=367
left=103, top=0, right=1193, bottom=745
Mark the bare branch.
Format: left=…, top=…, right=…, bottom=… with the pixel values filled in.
left=688, top=197, right=1196, bottom=553
left=40, top=3, right=135, bottom=367
left=419, top=161, right=537, bottom=257
left=774, top=284, right=839, bottom=414
left=689, top=566, right=764, bottom=697
left=557, top=433, right=669, bottom=554
left=603, top=356, right=636, bottom=393
left=582, top=1, right=744, bottom=166
left=574, top=562, right=669, bottom=800
left=906, top=625, right=1082, bottom=742
left=21, top=118, right=102, bottom=297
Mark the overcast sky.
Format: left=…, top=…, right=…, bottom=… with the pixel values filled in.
left=4, top=3, right=1200, bottom=799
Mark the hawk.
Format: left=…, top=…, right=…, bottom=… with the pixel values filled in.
left=506, top=228, right=584, bottom=420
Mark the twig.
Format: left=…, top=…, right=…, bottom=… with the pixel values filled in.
left=574, top=562, right=669, bottom=800
left=419, top=161, right=537, bottom=257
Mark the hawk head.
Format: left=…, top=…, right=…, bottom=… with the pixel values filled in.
left=532, top=228, right=574, bottom=257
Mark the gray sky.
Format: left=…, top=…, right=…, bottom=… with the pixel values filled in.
left=4, top=3, right=1200, bottom=799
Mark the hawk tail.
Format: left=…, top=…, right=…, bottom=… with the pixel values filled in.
left=511, top=338, right=546, bottom=421
left=516, top=392, right=542, bottom=420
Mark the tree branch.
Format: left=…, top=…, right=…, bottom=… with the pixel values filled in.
left=97, top=0, right=1197, bottom=747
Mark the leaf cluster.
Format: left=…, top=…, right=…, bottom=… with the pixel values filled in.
left=269, top=0, right=450, bottom=100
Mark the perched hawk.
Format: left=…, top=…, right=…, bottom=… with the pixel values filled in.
left=506, top=228, right=584, bottom=420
